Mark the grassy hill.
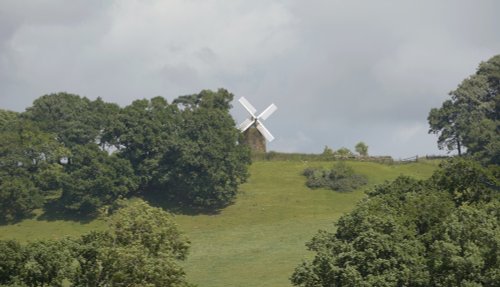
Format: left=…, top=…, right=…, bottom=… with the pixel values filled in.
left=0, top=159, right=440, bottom=286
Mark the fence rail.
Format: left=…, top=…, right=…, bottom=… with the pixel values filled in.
left=400, top=155, right=419, bottom=162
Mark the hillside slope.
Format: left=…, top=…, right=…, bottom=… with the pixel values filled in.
left=176, top=160, right=439, bottom=287
left=0, top=160, right=439, bottom=286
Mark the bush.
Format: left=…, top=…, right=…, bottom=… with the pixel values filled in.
left=303, top=162, right=368, bottom=192
left=0, top=200, right=193, bottom=287
left=0, top=176, right=43, bottom=223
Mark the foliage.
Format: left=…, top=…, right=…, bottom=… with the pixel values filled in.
left=0, top=200, right=192, bottom=287
left=292, top=159, right=500, bottom=286
left=428, top=54, right=500, bottom=164
left=430, top=158, right=499, bottom=206
left=0, top=119, right=67, bottom=222
left=157, top=89, right=250, bottom=207
left=427, top=203, right=500, bottom=286
left=106, top=89, right=250, bottom=208
left=303, top=162, right=368, bottom=192
left=321, top=146, right=334, bottom=160
left=0, top=109, right=18, bottom=131
left=0, top=240, right=24, bottom=285
left=355, top=141, right=368, bottom=157
left=72, top=200, right=191, bottom=287
left=23, top=93, right=120, bottom=148
left=0, top=239, right=73, bottom=287
left=333, top=147, right=354, bottom=159
left=110, top=200, right=190, bottom=258
left=19, top=239, right=74, bottom=287
left=58, top=144, right=138, bottom=215
left=0, top=176, right=43, bottom=223
left=109, top=96, right=179, bottom=189
left=0, top=89, right=249, bottom=219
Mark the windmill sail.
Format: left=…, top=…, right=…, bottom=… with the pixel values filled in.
left=238, top=118, right=254, bottom=132
left=238, top=97, right=277, bottom=142
left=256, top=121, right=275, bottom=142
left=239, top=97, right=257, bottom=116
left=257, top=103, right=277, bottom=120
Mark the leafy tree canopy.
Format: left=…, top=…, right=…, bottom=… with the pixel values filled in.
left=428, top=55, right=500, bottom=164
left=292, top=158, right=500, bottom=287
left=23, top=92, right=120, bottom=148
left=0, top=200, right=192, bottom=287
left=72, top=200, right=191, bottom=287
left=1, top=89, right=250, bottom=220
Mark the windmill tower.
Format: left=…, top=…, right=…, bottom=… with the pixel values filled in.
left=238, top=97, right=277, bottom=153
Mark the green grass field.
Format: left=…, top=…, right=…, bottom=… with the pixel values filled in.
left=0, top=160, right=440, bottom=286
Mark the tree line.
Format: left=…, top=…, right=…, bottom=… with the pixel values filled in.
left=0, top=89, right=250, bottom=222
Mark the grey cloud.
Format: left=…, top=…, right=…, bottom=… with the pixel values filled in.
left=0, top=0, right=499, bottom=157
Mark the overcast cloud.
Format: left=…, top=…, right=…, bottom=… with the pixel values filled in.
left=1, top=0, right=499, bottom=158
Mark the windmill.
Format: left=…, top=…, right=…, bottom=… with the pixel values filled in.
left=238, top=97, right=277, bottom=153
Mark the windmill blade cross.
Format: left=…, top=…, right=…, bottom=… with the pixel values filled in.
left=239, top=97, right=257, bottom=117
left=257, top=103, right=277, bottom=120
left=256, top=120, right=275, bottom=142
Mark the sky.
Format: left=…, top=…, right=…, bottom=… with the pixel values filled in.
left=1, top=0, right=499, bottom=158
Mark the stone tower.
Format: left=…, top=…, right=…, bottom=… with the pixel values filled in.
left=242, top=126, right=266, bottom=153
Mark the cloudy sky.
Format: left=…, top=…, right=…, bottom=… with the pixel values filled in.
left=1, top=0, right=499, bottom=158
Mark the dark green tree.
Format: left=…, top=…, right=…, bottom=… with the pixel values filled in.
left=18, top=240, right=74, bottom=287
left=292, top=159, right=499, bottom=287
left=431, top=158, right=499, bottom=206
left=428, top=55, right=500, bottom=164
left=428, top=203, right=500, bottom=286
left=159, top=89, right=251, bottom=207
left=0, top=119, right=67, bottom=222
left=0, top=177, right=43, bottom=223
left=23, top=93, right=120, bottom=148
left=109, top=96, right=179, bottom=189
left=0, top=240, right=24, bottom=285
left=58, top=144, right=138, bottom=215
left=0, top=109, right=18, bottom=131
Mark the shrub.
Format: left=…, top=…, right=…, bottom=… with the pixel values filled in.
left=303, top=162, right=368, bottom=192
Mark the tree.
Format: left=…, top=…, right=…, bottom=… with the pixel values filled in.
left=57, top=144, right=138, bottom=215
left=430, top=158, right=499, bottom=206
left=109, top=96, right=179, bottom=189
left=292, top=159, right=499, bottom=287
left=321, top=146, right=334, bottom=160
left=0, top=120, right=66, bottom=222
left=334, top=147, right=354, bottom=159
left=428, top=100, right=465, bottom=155
left=428, top=203, right=500, bottom=286
left=0, top=177, right=43, bottom=223
left=0, top=109, right=18, bottom=131
left=428, top=55, right=500, bottom=164
left=354, top=142, right=368, bottom=157
left=23, top=93, right=120, bottom=148
left=72, top=200, right=191, bottom=287
left=19, top=240, right=74, bottom=287
left=0, top=240, right=24, bottom=285
left=0, top=200, right=192, bottom=286
left=157, top=89, right=251, bottom=208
